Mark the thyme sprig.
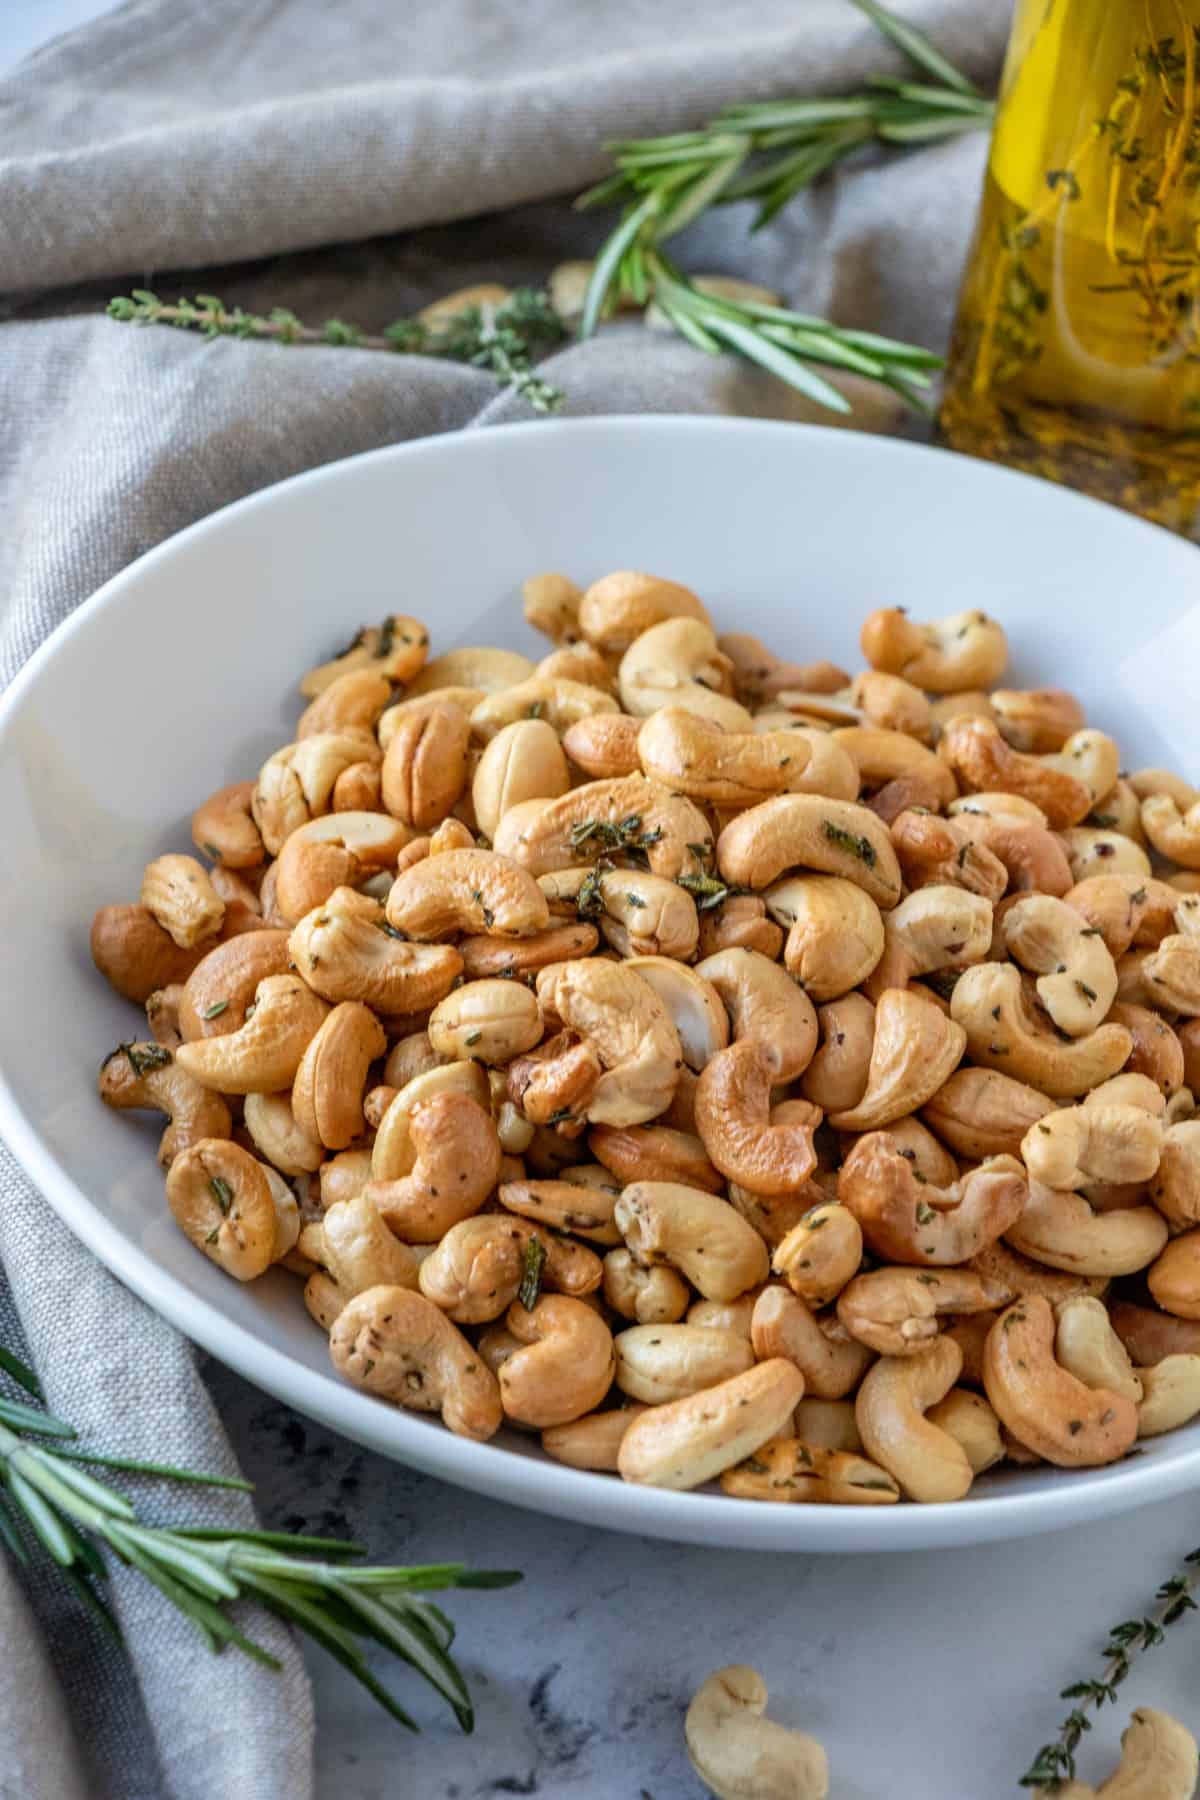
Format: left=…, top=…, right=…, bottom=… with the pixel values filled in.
left=107, top=288, right=566, bottom=413
left=0, top=1343, right=517, bottom=1731
left=1019, top=1556, right=1200, bottom=1790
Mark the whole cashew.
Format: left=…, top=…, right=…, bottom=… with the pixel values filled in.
left=837, top=1266, right=1010, bottom=1357
left=1021, top=1101, right=1163, bottom=1192
left=98, top=1043, right=232, bottom=1167
left=365, top=1091, right=500, bottom=1242
left=496, top=1296, right=615, bottom=1428
left=695, top=947, right=818, bottom=1081
left=716, top=794, right=902, bottom=910
left=1151, top=1120, right=1200, bottom=1230
left=165, top=1139, right=278, bottom=1280
left=290, top=887, right=462, bottom=1013
left=838, top=1133, right=1026, bottom=1265
left=370, top=1061, right=490, bottom=1179
left=982, top=1297, right=1139, bottom=1466
left=377, top=699, right=471, bottom=828
left=91, top=904, right=212, bottom=1004
left=506, top=1029, right=603, bottom=1127
left=826, top=988, right=967, bottom=1132
left=329, top=1285, right=503, bottom=1440
left=889, top=808, right=1007, bottom=902
left=990, top=686, right=1086, bottom=752
left=616, top=1180, right=769, bottom=1302
left=243, top=1090, right=324, bottom=1176
left=939, top=717, right=1094, bottom=829
left=1054, top=1296, right=1142, bottom=1403
left=1118, top=935, right=1200, bottom=1016
left=541, top=1405, right=648, bottom=1471
left=603, top=1249, right=692, bottom=1323
left=493, top=774, right=711, bottom=879
left=860, top=605, right=1008, bottom=692
left=460, top=920, right=600, bottom=982
left=623, top=957, right=729, bottom=1074
left=578, top=569, right=711, bottom=654
left=499, top=1175, right=623, bottom=1244
left=175, top=973, right=330, bottom=1094
left=954, top=812, right=1074, bottom=897
left=855, top=1337, right=973, bottom=1502
left=296, top=667, right=392, bottom=740
left=191, top=779, right=265, bottom=869
left=695, top=1042, right=820, bottom=1195
left=849, top=669, right=933, bottom=739
left=253, top=729, right=380, bottom=854
left=636, top=706, right=815, bottom=805
left=925, top=1388, right=1004, bottom=1474
left=321, top=1192, right=421, bottom=1299
left=863, top=885, right=993, bottom=1001
left=613, top=1323, right=755, bottom=1404
left=761, top=876, right=885, bottom=1003
left=536, top=958, right=681, bottom=1127
left=536, top=643, right=615, bottom=691
left=684, top=1665, right=829, bottom=1800
left=771, top=1203, right=863, bottom=1308
left=1149, top=1228, right=1200, bottom=1320
left=1108, top=1002, right=1186, bottom=1097
left=618, top=1360, right=806, bottom=1490
left=1005, top=1178, right=1166, bottom=1277
left=590, top=1124, right=722, bottom=1195
left=428, top=979, right=544, bottom=1066
left=721, top=631, right=846, bottom=704
left=951, top=962, right=1132, bottom=1098
left=178, top=928, right=293, bottom=1042
left=618, top=617, right=750, bottom=729
left=561, top=712, right=642, bottom=781
left=921, top=1066, right=1055, bottom=1158
left=832, top=725, right=956, bottom=809
left=1136, top=1356, right=1200, bottom=1437
left=290, top=1001, right=386, bottom=1150
left=751, top=1288, right=874, bottom=1399
left=273, top=811, right=412, bottom=925
left=1003, top=893, right=1119, bottom=1037
left=1061, top=827, right=1152, bottom=884
left=1141, top=791, right=1200, bottom=870
left=385, top=847, right=550, bottom=941
left=589, top=867, right=699, bottom=960
left=300, top=615, right=429, bottom=697
left=140, top=853, right=225, bottom=949
left=800, top=993, right=875, bottom=1114
left=469, top=676, right=618, bottom=743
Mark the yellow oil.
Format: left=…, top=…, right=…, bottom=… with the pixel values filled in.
left=939, top=0, right=1200, bottom=535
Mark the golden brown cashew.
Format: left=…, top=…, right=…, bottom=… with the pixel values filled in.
left=888, top=809, right=1007, bottom=902
left=296, top=667, right=392, bottom=740
left=951, top=962, right=1132, bottom=1098
left=1151, top=1120, right=1200, bottom=1230
left=636, top=707, right=813, bottom=805
left=289, top=887, right=463, bottom=1013
left=385, top=847, right=550, bottom=941
left=800, top=993, right=875, bottom=1113
left=300, top=615, right=428, bottom=696
left=684, top=1666, right=829, bottom=1800
left=613, top=1323, right=754, bottom=1404
left=837, top=1267, right=1010, bottom=1357
left=91, top=904, right=213, bottom=1004
left=590, top=1124, right=721, bottom=1195
left=827, top=988, right=967, bottom=1132
left=329, top=1285, right=502, bottom=1440
left=191, top=780, right=265, bottom=869
left=541, top=1406, right=649, bottom=1471
left=496, top=1296, right=615, bottom=1428
left=855, top=1337, right=973, bottom=1502
left=253, top=729, right=380, bottom=854
left=537, top=958, right=681, bottom=1126
left=165, top=1139, right=277, bottom=1280
left=989, top=686, right=1086, bottom=752
left=603, top=1249, right=691, bottom=1323
left=751, top=1288, right=874, bottom=1398
left=694, top=946, right=818, bottom=1081
left=98, top=1043, right=232, bottom=1167
left=537, top=642, right=614, bottom=690
left=179, top=928, right=293, bottom=1042
left=1054, top=1296, right=1142, bottom=1403
left=494, top=774, right=711, bottom=879
left=863, top=885, right=993, bottom=1001
left=831, top=726, right=956, bottom=809
left=578, top=570, right=710, bottom=654
left=1003, top=893, right=1119, bottom=1037
left=716, top=794, right=902, bottom=909
left=1141, top=790, right=1200, bottom=870
left=939, top=716, right=1092, bottom=829
left=694, top=1042, right=819, bottom=1195
left=243, top=1091, right=323, bottom=1176
left=953, top=812, right=1074, bottom=897
left=921, top=1067, right=1056, bottom=1158
left=721, top=1436, right=899, bottom=1505
left=1064, top=874, right=1178, bottom=959
left=1107, top=1002, right=1186, bottom=1098
left=140, top=854, right=225, bottom=950
left=506, top=1030, right=603, bottom=1128
left=860, top=605, right=1007, bottom=692
left=618, top=618, right=750, bottom=729
left=618, top=1360, right=806, bottom=1490
left=370, top=1062, right=490, bottom=1179
left=471, top=718, right=570, bottom=841
left=1149, top=1228, right=1200, bottom=1319
left=500, top=1175, right=622, bottom=1244
left=588, top=868, right=699, bottom=960
left=560, top=712, right=642, bottom=780
left=1021, top=1100, right=1162, bottom=1193
left=872, top=1115, right=960, bottom=1186
left=616, top=1180, right=769, bottom=1301
left=761, top=876, right=885, bottom=1003
left=1061, top=827, right=1152, bottom=884
left=838, top=1133, right=1026, bottom=1265
left=1136, top=1357, right=1200, bottom=1438
left=849, top=669, right=932, bottom=739
left=321, top=1193, right=420, bottom=1299
left=291, top=1002, right=387, bottom=1151
left=364, top=1091, right=500, bottom=1242
left=1005, top=1178, right=1166, bottom=1277
left=428, top=980, right=543, bottom=1065
left=273, top=812, right=412, bottom=924
left=982, top=1297, right=1139, bottom=1466
left=469, top=676, right=618, bottom=743
left=925, top=1389, right=1004, bottom=1474
left=721, top=632, right=847, bottom=704
left=771, top=1204, right=863, bottom=1308
left=1109, top=1300, right=1200, bottom=1367
left=175, top=973, right=330, bottom=1094
left=378, top=699, right=470, bottom=828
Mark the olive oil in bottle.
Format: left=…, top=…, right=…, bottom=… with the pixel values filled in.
left=940, top=0, right=1200, bottom=536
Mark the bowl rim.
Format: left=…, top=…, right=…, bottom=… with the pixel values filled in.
left=2, top=412, right=1196, bottom=1553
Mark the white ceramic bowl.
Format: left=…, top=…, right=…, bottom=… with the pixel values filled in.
left=2, top=417, right=1198, bottom=1552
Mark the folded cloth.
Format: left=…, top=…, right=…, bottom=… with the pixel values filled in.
left=0, top=2, right=1011, bottom=1795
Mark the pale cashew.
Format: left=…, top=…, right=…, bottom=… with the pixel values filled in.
left=771, top=1204, right=863, bottom=1308
left=750, top=1288, right=874, bottom=1399
left=695, top=1042, right=819, bottom=1195
left=1149, top=1229, right=1200, bottom=1319
left=1090, top=776, right=1147, bottom=841
left=688, top=1294, right=761, bottom=1338
left=614, top=960, right=725, bottom=1077
left=684, top=1665, right=829, bottom=1800
left=990, top=687, right=1086, bottom=753
left=616, top=1180, right=769, bottom=1302
left=370, top=1061, right=490, bottom=1179
left=837, top=1266, right=1009, bottom=1357
left=273, top=812, right=413, bottom=924
left=761, top=876, right=884, bottom=1003
left=750, top=725, right=860, bottom=803
left=716, top=794, right=901, bottom=910
left=1063, top=1708, right=1199, bottom=1800
left=929, top=690, right=996, bottom=732
left=578, top=570, right=711, bottom=654
left=838, top=1133, right=1026, bottom=1265
left=98, top=1042, right=232, bottom=1167
left=540, top=1405, right=648, bottom=1471
left=253, top=729, right=380, bottom=854
left=939, top=717, right=1092, bottom=829
left=165, top=1139, right=277, bottom=1281
left=590, top=1123, right=721, bottom=1195
left=1038, top=729, right=1122, bottom=808
left=982, top=1297, right=1139, bottom=1466
left=191, top=780, right=265, bottom=870
left=428, top=979, right=543, bottom=1065
left=494, top=775, right=711, bottom=879
left=860, top=605, right=1007, bottom=692
left=855, top=1337, right=972, bottom=1502
left=951, top=962, right=1132, bottom=1098
left=290, top=887, right=462, bottom=1013
left=925, top=1389, right=1004, bottom=1474
left=522, top=571, right=582, bottom=642
left=1055, top=1296, right=1142, bottom=1403
left=1022, top=1102, right=1162, bottom=1192
left=1152, top=1120, right=1200, bottom=1229
left=243, top=1091, right=324, bottom=1176
left=827, top=988, right=966, bottom=1132
left=791, top=1399, right=862, bottom=1452
left=800, top=993, right=875, bottom=1113
left=322, top=1192, right=420, bottom=1299
left=500, top=1175, right=622, bottom=1245
left=329, top=1285, right=502, bottom=1440
left=636, top=707, right=813, bottom=805
left=603, top=1249, right=692, bottom=1323
left=561, top=712, right=642, bottom=780
left=320, top=1149, right=374, bottom=1210
left=1002, top=892, right=1120, bottom=1038
left=140, top=854, right=225, bottom=949
left=175, top=973, right=329, bottom=1094
left=889, top=809, right=1007, bottom=902
left=304, top=1270, right=345, bottom=1332
left=300, top=615, right=429, bottom=697
left=1118, top=936, right=1200, bottom=1016
left=386, top=846, right=550, bottom=941
left=471, top=718, right=570, bottom=841
left=948, top=792, right=1049, bottom=825
left=1136, top=1356, right=1200, bottom=1437
left=694, top=947, right=817, bottom=1081
left=536, top=958, right=681, bottom=1126
left=469, top=677, right=618, bottom=745
left=1005, top=1178, right=1166, bottom=1277
left=1141, top=791, right=1200, bottom=870
left=332, top=761, right=384, bottom=812
left=179, top=928, right=293, bottom=1041
left=290, top=1001, right=386, bottom=1151
left=618, top=618, right=750, bottom=729
left=364, top=1091, right=500, bottom=1242
left=849, top=669, right=932, bottom=739
left=1061, top=828, right=1152, bottom=883
left=495, top=1296, right=615, bottom=1428
left=538, top=645, right=614, bottom=693
left=613, top=1323, right=754, bottom=1404
left=588, top=867, right=699, bottom=960
left=618, top=1360, right=805, bottom=1489
left=864, top=885, right=993, bottom=1002
left=404, top=645, right=534, bottom=699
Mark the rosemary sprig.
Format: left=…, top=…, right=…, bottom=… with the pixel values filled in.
left=575, top=0, right=993, bottom=409
left=1019, top=1555, right=1200, bottom=1790
left=107, top=288, right=566, bottom=413
left=0, top=1343, right=518, bottom=1730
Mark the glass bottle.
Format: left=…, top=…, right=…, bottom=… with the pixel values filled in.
left=939, top=0, right=1200, bottom=536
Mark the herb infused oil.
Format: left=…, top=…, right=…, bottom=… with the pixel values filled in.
left=939, top=0, right=1200, bottom=535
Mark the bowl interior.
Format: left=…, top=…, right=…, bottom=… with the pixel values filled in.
left=2, top=416, right=1198, bottom=1553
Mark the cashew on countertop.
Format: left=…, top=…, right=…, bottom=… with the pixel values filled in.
left=91, top=573, right=1200, bottom=1507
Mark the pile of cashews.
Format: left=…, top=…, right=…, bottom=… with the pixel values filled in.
left=91, top=572, right=1200, bottom=1504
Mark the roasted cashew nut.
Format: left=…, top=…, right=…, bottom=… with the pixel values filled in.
left=618, top=617, right=750, bottom=729
left=253, top=729, right=380, bottom=854
left=721, top=1437, right=900, bottom=1506
left=493, top=774, right=711, bottom=879
left=854, top=1337, right=973, bottom=1502
left=178, top=927, right=293, bottom=1042
left=560, top=712, right=641, bottom=780
left=925, top=1389, right=1004, bottom=1474
left=940, top=717, right=1093, bottom=829
left=750, top=1287, right=874, bottom=1399
left=837, top=1266, right=1010, bottom=1357
left=989, top=686, right=1086, bottom=753
left=428, top=979, right=544, bottom=1066
left=889, top=809, right=1007, bottom=902
left=1054, top=1296, right=1143, bottom=1403
left=535, top=958, right=681, bottom=1127
left=1003, top=893, right=1119, bottom=1037
left=695, top=1041, right=820, bottom=1195
left=321, top=1192, right=421, bottom=1299
left=471, top=717, right=571, bottom=841
left=951, top=962, right=1132, bottom=1098
left=761, top=876, right=885, bottom=1003
left=617, top=1360, right=805, bottom=1490
left=273, top=811, right=412, bottom=925
left=602, top=1248, right=692, bottom=1323
left=1062, top=1708, right=1199, bottom=1800
left=469, top=676, right=618, bottom=743
left=637, top=706, right=813, bottom=804
left=1118, top=934, right=1200, bottom=1016
left=863, top=884, right=993, bottom=1001
left=191, top=779, right=265, bottom=869
left=578, top=569, right=711, bottom=654
left=1151, top=1120, right=1200, bottom=1231
left=91, top=903, right=212, bottom=1005
left=1005, top=1178, right=1167, bottom=1278
left=98, top=1042, right=232, bottom=1168
left=921, top=1067, right=1055, bottom=1159
left=291, top=1001, right=387, bottom=1150
left=860, top=605, right=1008, bottom=693
left=771, top=1203, right=863, bottom=1308
left=800, top=993, right=875, bottom=1114
left=386, top=847, right=550, bottom=942
left=982, top=1296, right=1139, bottom=1466
left=589, top=1123, right=721, bottom=1195
left=616, top=1180, right=769, bottom=1302
left=165, top=1139, right=278, bottom=1280
left=954, top=812, right=1074, bottom=897
left=625, top=956, right=730, bottom=1073
left=1141, top=790, right=1200, bottom=870
left=496, top=1296, right=615, bottom=1428
left=827, top=988, right=967, bottom=1132
left=289, top=886, right=462, bottom=1013
left=613, top=1323, right=754, bottom=1405
left=694, top=946, right=817, bottom=1081
left=838, top=1133, right=1026, bottom=1265
left=175, top=972, right=330, bottom=1095
left=366, top=1091, right=500, bottom=1242
left=329, top=1285, right=503, bottom=1440
left=716, top=794, right=902, bottom=910
left=684, top=1666, right=829, bottom=1800
left=540, top=1405, right=649, bottom=1471
left=589, top=867, right=699, bottom=961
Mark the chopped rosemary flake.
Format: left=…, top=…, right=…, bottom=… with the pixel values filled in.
left=517, top=1237, right=547, bottom=1312
left=465, top=1031, right=482, bottom=1047
left=677, top=872, right=751, bottom=912
left=378, top=616, right=396, bottom=659
left=121, top=1042, right=172, bottom=1077
left=914, top=1201, right=937, bottom=1226
left=201, top=999, right=229, bottom=1020
left=209, top=1177, right=234, bottom=1215
left=821, top=820, right=877, bottom=867
left=1075, top=980, right=1098, bottom=1003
